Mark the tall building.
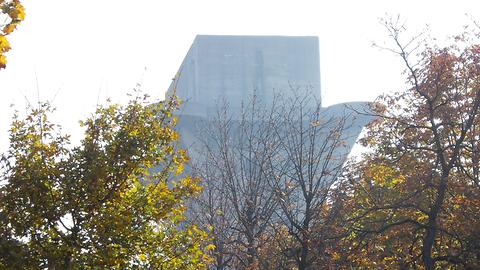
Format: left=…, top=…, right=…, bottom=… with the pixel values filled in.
left=166, top=35, right=321, bottom=118
left=166, top=35, right=370, bottom=166
left=167, top=36, right=371, bottom=268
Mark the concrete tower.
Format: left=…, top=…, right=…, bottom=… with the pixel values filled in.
left=167, top=35, right=321, bottom=118
left=166, top=35, right=370, bottom=160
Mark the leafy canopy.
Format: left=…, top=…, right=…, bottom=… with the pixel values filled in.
left=0, top=0, right=24, bottom=69
left=343, top=21, right=480, bottom=270
left=0, top=93, right=212, bottom=269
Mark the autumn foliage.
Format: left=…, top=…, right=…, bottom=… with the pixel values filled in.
left=1, top=12, right=480, bottom=269
left=340, top=21, right=480, bottom=269
left=0, top=0, right=24, bottom=69
left=0, top=93, right=212, bottom=269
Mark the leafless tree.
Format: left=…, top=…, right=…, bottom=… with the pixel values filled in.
left=189, top=95, right=283, bottom=269
left=269, top=89, right=361, bottom=270
left=187, top=88, right=367, bottom=270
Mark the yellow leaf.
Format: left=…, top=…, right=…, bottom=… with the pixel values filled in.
left=0, top=54, right=6, bottom=69
left=15, top=2, right=25, bottom=20
left=3, top=23, right=16, bottom=35
left=0, top=36, right=11, bottom=52
left=206, top=244, right=216, bottom=251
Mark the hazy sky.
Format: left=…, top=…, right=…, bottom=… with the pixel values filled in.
left=1, top=0, right=479, bottom=151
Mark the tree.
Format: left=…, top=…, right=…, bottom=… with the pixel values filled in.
left=267, top=90, right=364, bottom=270
left=0, top=92, right=212, bottom=269
left=189, top=96, right=282, bottom=270
left=0, top=0, right=25, bottom=69
left=343, top=18, right=480, bottom=270
left=188, top=90, right=366, bottom=270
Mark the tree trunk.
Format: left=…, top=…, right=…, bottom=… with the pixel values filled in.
left=298, top=199, right=312, bottom=270
left=298, top=241, right=309, bottom=270
left=422, top=176, right=448, bottom=270
left=247, top=239, right=256, bottom=267
left=64, top=253, right=73, bottom=270
left=422, top=225, right=436, bottom=270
